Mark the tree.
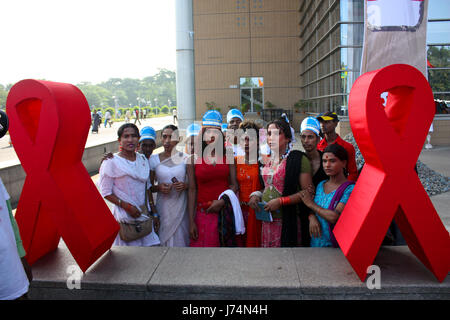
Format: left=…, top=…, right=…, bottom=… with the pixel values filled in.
left=0, top=85, right=8, bottom=109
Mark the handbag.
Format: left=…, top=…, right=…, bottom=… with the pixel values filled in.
left=327, top=181, right=354, bottom=248
left=119, top=181, right=153, bottom=242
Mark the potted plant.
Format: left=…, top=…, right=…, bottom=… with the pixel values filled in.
left=254, top=104, right=262, bottom=115
left=265, top=101, right=276, bottom=109
left=294, top=99, right=308, bottom=113
left=240, top=103, right=250, bottom=113
left=205, top=101, right=217, bottom=110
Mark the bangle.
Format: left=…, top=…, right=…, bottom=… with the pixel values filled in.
left=152, top=213, right=160, bottom=218
left=279, top=196, right=291, bottom=206
left=118, top=199, right=122, bottom=208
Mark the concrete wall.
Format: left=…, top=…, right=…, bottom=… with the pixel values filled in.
left=193, top=0, right=301, bottom=118
left=28, top=242, right=450, bottom=300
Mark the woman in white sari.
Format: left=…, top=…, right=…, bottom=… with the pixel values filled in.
left=99, top=123, right=160, bottom=247
left=150, top=125, right=190, bottom=247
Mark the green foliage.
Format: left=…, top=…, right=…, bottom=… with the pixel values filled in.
left=254, top=104, right=262, bottom=112
left=294, top=99, right=309, bottom=111
left=205, top=101, right=217, bottom=110
left=0, top=84, right=7, bottom=109
left=240, top=103, right=250, bottom=113
left=428, top=46, right=450, bottom=99
left=264, top=101, right=276, bottom=109
left=74, top=68, right=176, bottom=112
left=160, top=105, right=169, bottom=114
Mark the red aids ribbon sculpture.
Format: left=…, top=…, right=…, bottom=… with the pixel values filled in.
left=6, top=79, right=119, bottom=272
left=334, top=64, right=450, bottom=282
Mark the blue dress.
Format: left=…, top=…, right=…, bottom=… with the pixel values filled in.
left=310, top=180, right=354, bottom=247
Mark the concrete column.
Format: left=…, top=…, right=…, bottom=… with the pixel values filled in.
left=175, top=0, right=196, bottom=130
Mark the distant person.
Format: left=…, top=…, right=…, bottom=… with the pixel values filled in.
left=173, top=108, right=178, bottom=124
left=104, top=110, right=112, bottom=128
left=125, top=110, right=131, bottom=123
left=97, top=110, right=103, bottom=128
left=92, top=112, right=101, bottom=133
left=316, top=112, right=358, bottom=181
left=134, top=109, right=141, bottom=125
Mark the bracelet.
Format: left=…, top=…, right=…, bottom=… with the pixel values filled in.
left=118, top=199, right=122, bottom=208
left=152, top=213, right=160, bottom=218
left=279, top=196, right=291, bottom=206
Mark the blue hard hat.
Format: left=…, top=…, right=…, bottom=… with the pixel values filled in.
left=300, top=117, right=321, bottom=137
left=186, top=123, right=201, bottom=137
left=221, top=123, right=228, bottom=132
left=202, top=110, right=222, bottom=128
left=139, top=126, right=156, bottom=143
left=227, top=108, right=244, bottom=123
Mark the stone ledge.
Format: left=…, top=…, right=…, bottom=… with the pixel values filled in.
left=27, top=242, right=450, bottom=300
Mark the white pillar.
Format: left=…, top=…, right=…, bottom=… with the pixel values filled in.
left=175, top=0, right=196, bottom=130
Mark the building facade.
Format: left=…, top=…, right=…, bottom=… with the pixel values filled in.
left=192, top=0, right=449, bottom=118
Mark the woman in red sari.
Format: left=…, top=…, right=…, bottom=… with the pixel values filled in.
left=235, top=121, right=263, bottom=247
left=187, top=110, right=239, bottom=247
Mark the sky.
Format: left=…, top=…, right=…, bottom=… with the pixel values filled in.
left=0, top=0, right=176, bottom=86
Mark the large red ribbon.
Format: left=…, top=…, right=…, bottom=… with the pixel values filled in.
left=6, top=79, right=119, bottom=272
left=334, top=64, right=450, bottom=282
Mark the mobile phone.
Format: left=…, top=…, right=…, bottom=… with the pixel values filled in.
left=171, top=177, right=179, bottom=183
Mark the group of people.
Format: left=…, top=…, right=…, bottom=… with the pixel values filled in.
left=98, top=108, right=360, bottom=249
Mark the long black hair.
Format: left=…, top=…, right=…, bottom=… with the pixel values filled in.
left=267, top=118, right=292, bottom=140
left=323, top=143, right=348, bottom=162
left=117, top=123, right=139, bottom=139
left=323, top=143, right=348, bottom=176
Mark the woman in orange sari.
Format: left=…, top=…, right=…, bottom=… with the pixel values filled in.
left=235, top=121, right=263, bottom=247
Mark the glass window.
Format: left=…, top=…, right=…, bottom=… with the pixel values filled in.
left=340, top=23, right=363, bottom=46
left=428, top=0, right=450, bottom=20
left=427, top=21, right=450, bottom=44
left=340, top=0, right=364, bottom=22
left=427, top=46, right=450, bottom=68
left=428, top=69, right=450, bottom=95
left=240, top=77, right=264, bottom=88
left=240, top=78, right=264, bottom=112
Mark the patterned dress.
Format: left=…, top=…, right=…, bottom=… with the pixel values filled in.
left=260, top=156, right=311, bottom=247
